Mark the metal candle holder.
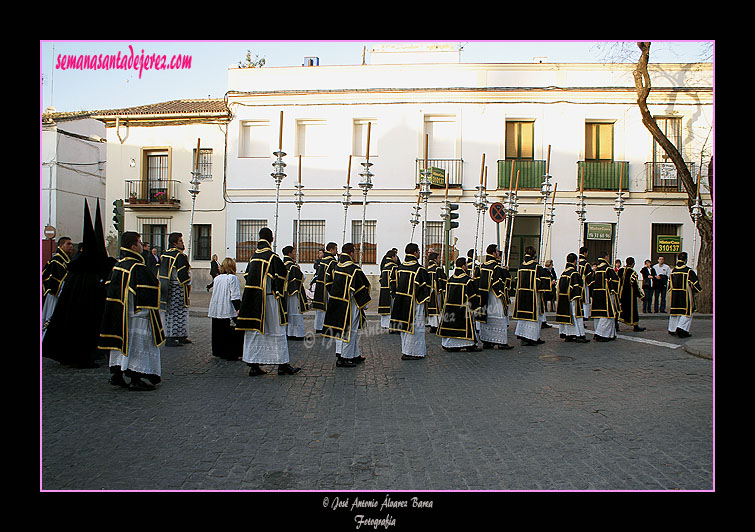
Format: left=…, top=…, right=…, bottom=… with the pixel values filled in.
left=543, top=197, right=556, bottom=261
left=419, top=168, right=433, bottom=264
left=187, top=168, right=202, bottom=260
left=271, top=149, right=287, bottom=252
left=539, top=173, right=553, bottom=261
left=410, top=202, right=421, bottom=240
left=294, top=181, right=304, bottom=261
left=473, top=183, right=488, bottom=267
left=613, top=190, right=625, bottom=264
left=575, top=192, right=587, bottom=253
left=358, top=160, right=374, bottom=267
left=440, top=199, right=451, bottom=273
left=690, top=196, right=703, bottom=269
left=342, top=183, right=353, bottom=245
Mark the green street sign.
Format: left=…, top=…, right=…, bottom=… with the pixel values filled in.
left=423, top=166, right=445, bottom=187
left=657, top=235, right=681, bottom=254
left=586, top=223, right=612, bottom=240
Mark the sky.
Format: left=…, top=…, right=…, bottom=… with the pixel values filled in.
left=39, top=40, right=713, bottom=114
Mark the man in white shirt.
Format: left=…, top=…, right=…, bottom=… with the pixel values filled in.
left=652, top=256, right=672, bottom=313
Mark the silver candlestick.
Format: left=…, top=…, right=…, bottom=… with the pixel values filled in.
left=690, top=195, right=703, bottom=269
left=294, top=181, right=304, bottom=261
left=358, top=160, right=374, bottom=267
left=575, top=191, right=587, bottom=254
left=539, top=172, right=553, bottom=261
left=419, top=168, right=433, bottom=265
left=503, top=189, right=519, bottom=267
left=613, top=190, right=625, bottom=264
left=342, top=183, right=353, bottom=245
left=270, top=149, right=287, bottom=253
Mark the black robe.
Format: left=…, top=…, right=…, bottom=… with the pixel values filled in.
left=426, top=261, right=447, bottom=318
left=322, top=253, right=371, bottom=342
left=158, top=247, right=191, bottom=309
left=99, top=247, right=165, bottom=354
left=578, top=254, right=593, bottom=306
left=668, top=261, right=702, bottom=317
left=473, top=254, right=509, bottom=323
left=389, top=256, right=432, bottom=333
left=617, top=266, right=644, bottom=326
left=437, top=268, right=479, bottom=341
left=42, top=250, right=70, bottom=300
left=283, top=255, right=309, bottom=314
left=512, top=255, right=550, bottom=322
left=236, top=240, right=288, bottom=333
left=378, top=260, right=398, bottom=315
left=312, top=252, right=337, bottom=311
left=555, top=263, right=584, bottom=325
left=589, top=258, right=620, bottom=319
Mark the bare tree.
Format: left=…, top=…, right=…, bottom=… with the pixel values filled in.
left=633, top=41, right=713, bottom=313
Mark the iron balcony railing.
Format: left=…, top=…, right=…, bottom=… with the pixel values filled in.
left=576, top=161, right=629, bottom=191
left=415, top=158, right=464, bottom=188
left=497, top=159, right=547, bottom=190
left=645, top=161, right=697, bottom=192
left=125, top=180, right=181, bottom=206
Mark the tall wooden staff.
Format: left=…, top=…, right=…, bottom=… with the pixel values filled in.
left=271, top=111, right=286, bottom=252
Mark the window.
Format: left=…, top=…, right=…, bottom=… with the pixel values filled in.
left=296, top=120, right=328, bottom=157
left=192, top=224, right=212, bottom=261
left=236, top=219, right=268, bottom=262
left=585, top=122, right=614, bottom=160
left=192, top=148, right=213, bottom=179
left=424, top=221, right=444, bottom=263
left=138, top=218, right=170, bottom=254
left=292, top=220, right=326, bottom=263
left=240, top=120, right=271, bottom=157
left=423, top=115, right=457, bottom=159
left=351, top=220, right=377, bottom=264
left=505, top=121, right=534, bottom=160
left=141, top=148, right=171, bottom=201
left=353, top=119, right=377, bottom=158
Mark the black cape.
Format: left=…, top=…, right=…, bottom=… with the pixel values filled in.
left=322, top=253, right=371, bottom=342
left=555, top=263, right=584, bottom=325
left=283, top=255, right=309, bottom=313
left=389, top=256, right=432, bottom=333
left=511, top=254, right=550, bottom=322
left=158, top=247, right=191, bottom=309
left=588, top=258, right=620, bottom=318
left=668, top=261, right=702, bottom=317
left=473, top=254, right=510, bottom=323
left=378, top=260, right=398, bottom=315
left=236, top=240, right=288, bottom=332
left=617, top=266, right=644, bottom=325
left=426, top=261, right=447, bottom=317
left=437, top=268, right=479, bottom=341
left=312, top=252, right=337, bottom=311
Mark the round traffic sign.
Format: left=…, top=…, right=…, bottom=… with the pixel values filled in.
left=44, top=225, right=57, bottom=239
left=489, top=202, right=506, bottom=223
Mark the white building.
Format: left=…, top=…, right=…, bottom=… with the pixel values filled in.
left=41, top=110, right=107, bottom=263
left=93, top=99, right=232, bottom=285
left=224, top=44, right=713, bottom=284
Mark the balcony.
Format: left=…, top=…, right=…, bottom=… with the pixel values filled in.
left=497, top=159, right=546, bottom=190
left=577, top=161, right=628, bottom=191
left=415, top=158, right=463, bottom=188
left=125, top=180, right=181, bottom=209
left=645, top=161, right=697, bottom=193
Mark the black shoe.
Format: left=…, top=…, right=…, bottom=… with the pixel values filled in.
left=401, top=354, right=423, bottom=360
left=108, top=373, right=129, bottom=388
left=676, top=328, right=691, bottom=338
left=166, top=338, right=182, bottom=347
left=594, top=335, right=609, bottom=342
left=564, top=336, right=574, bottom=342
left=352, top=356, right=366, bottom=364
left=248, top=364, right=267, bottom=376
left=179, top=337, right=192, bottom=344
left=498, top=343, right=514, bottom=350
left=441, top=346, right=460, bottom=352
left=428, top=326, right=437, bottom=333
left=336, top=358, right=357, bottom=367
left=287, top=335, right=304, bottom=341
left=315, top=329, right=323, bottom=334
left=574, top=336, right=590, bottom=343
left=541, top=323, right=552, bottom=329
left=278, top=363, right=301, bottom=375
left=633, top=326, right=646, bottom=332
left=482, top=341, right=495, bottom=349
left=521, top=338, right=543, bottom=346
left=461, top=345, right=482, bottom=352
left=668, top=330, right=677, bottom=336
left=128, top=379, right=156, bottom=391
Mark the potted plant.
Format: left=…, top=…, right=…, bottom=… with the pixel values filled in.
left=154, top=190, right=167, bottom=203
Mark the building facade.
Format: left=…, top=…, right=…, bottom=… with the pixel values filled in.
left=223, top=50, right=712, bottom=282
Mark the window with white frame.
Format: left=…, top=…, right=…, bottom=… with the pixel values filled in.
left=585, top=122, right=614, bottom=161
left=292, top=220, right=326, bottom=263
left=353, top=119, right=377, bottom=158
left=236, top=219, right=269, bottom=262
left=351, top=220, right=377, bottom=264
left=296, top=120, right=328, bottom=157
left=423, top=115, right=458, bottom=159
left=240, top=120, right=271, bottom=157
left=192, top=148, right=213, bottom=179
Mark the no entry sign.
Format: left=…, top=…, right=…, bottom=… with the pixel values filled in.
left=489, top=202, right=505, bottom=223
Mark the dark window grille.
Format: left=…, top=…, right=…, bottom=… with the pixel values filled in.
left=352, top=220, right=377, bottom=264
left=192, top=224, right=212, bottom=261
left=193, top=148, right=213, bottom=180
left=423, top=221, right=444, bottom=263
left=147, top=152, right=169, bottom=201
left=236, top=219, right=268, bottom=262
left=139, top=220, right=169, bottom=255
left=293, top=220, right=325, bottom=263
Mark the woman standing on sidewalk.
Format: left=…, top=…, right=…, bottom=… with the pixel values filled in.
left=208, top=257, right=243, bottom=360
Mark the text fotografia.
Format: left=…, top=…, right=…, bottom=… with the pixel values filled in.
left=324, top=494, right=433, bottom=529
left=55, top=45, right=192, bottom=79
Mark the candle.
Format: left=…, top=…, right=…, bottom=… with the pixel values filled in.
left=480, top=153, right=486, bottom=185
left=514, top=170, right=520, bottom=194
left=194, top=138, right=201, bottom=172
left=696, top=168, right=701, bottom=198
left=484, top=166, right=487, bottom=189
left=424, top=134, right=429, bottom=168
left=278, top=111, right=284, bottom=151
left=417, top=191, right=421, bottom=205
left=618, top=163, right=624, bottom=194
left=365, top=122, right=371, bottom=161
left=546, top=145, right=551, bottom=175
left=551, top=183, right=557, bottom=207
left=347, top=155, right=352, bottom=186
left=509, top=159, right=516, bottom=192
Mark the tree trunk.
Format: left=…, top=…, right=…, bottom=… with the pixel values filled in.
left=633, top=42, right=713, bottom=313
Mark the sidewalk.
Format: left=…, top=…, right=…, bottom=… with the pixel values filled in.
left=189, top=289, right=713, bottom=359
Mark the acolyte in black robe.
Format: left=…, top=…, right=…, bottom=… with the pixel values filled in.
left=512, top=254, right=550, bottom=322
left=42, top=250, right=70, bottom=300
left=578, top=253, right=593, bottom=306
left=389, top=256, right=432, bottom=334
left=283, top=255, right=309, bottom=313
left=437, top=268, right=480, bottom=341
left=425, top=260, right=447, bottom=318
left=473, top=254, right=509, bottom=323
left=668, top=261, right=702, bottom=317
left=322, top=253, right=371, bottom=342
left=312, top=252, right=337, bottom=311
left=555, top=263, right=584, bottom=325
left=588, top=258, right=620, bottom=319
left=158, top=247, right=191, bottom=309
left=236, top=240, right=288, bottom=333
left=98, top=247, right=165, bottom=354
left=617, top=266, right=644, bottom=326
left=378, top=259, right=398, bottom=315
